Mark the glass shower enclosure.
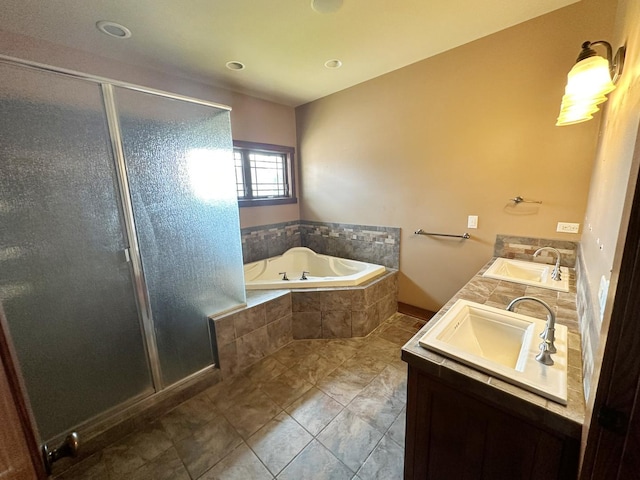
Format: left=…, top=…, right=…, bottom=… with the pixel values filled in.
left=0, top=59, right=245, bottom=443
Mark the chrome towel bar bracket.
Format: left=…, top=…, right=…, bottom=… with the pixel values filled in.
left=415, top=229, right=470, bottom=239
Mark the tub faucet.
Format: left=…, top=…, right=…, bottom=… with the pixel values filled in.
left=533, top=246, right=562, bottom=281
left=300, top=271, right=309, bottom=280
left=506, top=296, right=557, bottom=365
left=279, top=272, right=289, bottom=281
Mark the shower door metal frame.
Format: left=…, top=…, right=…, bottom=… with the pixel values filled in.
left=101, top=84, right=164, bottom=390
left=0, top=54, right=234, bottom=397
left=0, top=55, right=232, bottom=111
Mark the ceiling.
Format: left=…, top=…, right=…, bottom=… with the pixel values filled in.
left=0, top=0, right=579, bottom=107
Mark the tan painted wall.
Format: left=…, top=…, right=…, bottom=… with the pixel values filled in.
left=229, top=93, right=300, bottom=228
left=582, top=0, right=640, bottom=385
left=0, top=29, right=300, bottom=230
left=296, top=0, right=616, bottom=311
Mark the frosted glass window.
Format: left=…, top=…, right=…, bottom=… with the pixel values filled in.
left=114, top=88, right=245, bottom=386
left=0, top=64, right=153, bottom=441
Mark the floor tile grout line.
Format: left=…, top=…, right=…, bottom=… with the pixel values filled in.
left=242, top=329, right=405, bottom=475
left=241, top=439, right=278, bottom=479
left=255, top=330, right=403, bottom=477
left=351, top=389, right=409, bottom=478
left=300, top=347, right=408, bottom=476
left=56, top=313, right=421, bottom=480
left=252, top=431, right=314, bottom=478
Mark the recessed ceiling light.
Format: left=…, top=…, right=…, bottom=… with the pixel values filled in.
left=324, top=59, right=342, bottom=69
left=226, top=61, right=246, bottom=71
left=96, top=21, right=132, bottom=39
left=311, top=0, right=344, bottom=14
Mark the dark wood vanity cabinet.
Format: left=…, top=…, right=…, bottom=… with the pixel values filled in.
left=404, top=365, right=579, bottom=480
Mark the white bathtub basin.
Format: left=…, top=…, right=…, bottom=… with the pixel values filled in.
left=483, top=258, right=570, bottom=292
left=419, top=299, right=567, bottom=404
left=244, top=247, right=386, bottom=290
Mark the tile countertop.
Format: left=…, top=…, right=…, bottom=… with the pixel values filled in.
left=401, top=257, right=585, bottom=439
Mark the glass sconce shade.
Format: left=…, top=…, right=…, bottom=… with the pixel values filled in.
left=564, top=56, right=615, bottom=98
left=557, top=107, right=596, bottom=126
left=560, top=93, right=607, bottom=107
left=556, top=40, right=625, bottom=126
left=557, top=97, right=600, bottom=126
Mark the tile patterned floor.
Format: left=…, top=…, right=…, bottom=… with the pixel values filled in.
left=55, top=313, right=426, bottom=480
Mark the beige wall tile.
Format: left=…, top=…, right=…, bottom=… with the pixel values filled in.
left=292, top=312, right=322, bottom=339
left=321, top=311, right=352, bottom=338
left=234, top=305, right=267, bottom=338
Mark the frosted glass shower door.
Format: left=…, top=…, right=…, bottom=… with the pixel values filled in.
left=114, top=88, right=245, bottom=386
left=0, top=64, right=153, bottom=441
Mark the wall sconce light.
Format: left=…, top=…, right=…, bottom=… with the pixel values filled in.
left=556, top=40, right=626, bottom=126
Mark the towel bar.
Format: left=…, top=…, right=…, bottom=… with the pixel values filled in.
left=414, top=229, right=470, bottom=239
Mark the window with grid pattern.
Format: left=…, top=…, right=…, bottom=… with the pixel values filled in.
left=233, top=140, right=296, bottom=207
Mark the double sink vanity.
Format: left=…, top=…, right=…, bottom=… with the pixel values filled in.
left=402, top=251, right=584, bottom=479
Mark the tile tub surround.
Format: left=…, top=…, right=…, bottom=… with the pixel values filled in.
left=241, top=221, right=301, bottom=264
left=299, top=221, right=400, bottom=269
left=494, top=234, right=578, bottom=268
left=211, top=290, right=293, bottom=379
left=211, top=271, right=399, bottom=379
left=55, top=314, right=426, bottom=480
left=292, top=270, right=398, bottom=340
left=241, top=220, right=401, bottom=268
left=402, top=257, right=585, bottom=438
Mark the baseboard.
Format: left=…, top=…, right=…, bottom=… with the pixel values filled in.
left=397, top=302, right=437, bottom=322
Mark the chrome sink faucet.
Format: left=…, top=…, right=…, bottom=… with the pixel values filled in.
left=506, top=296, right=557, bottom=366
left=533, top=246, right=562, bottom=281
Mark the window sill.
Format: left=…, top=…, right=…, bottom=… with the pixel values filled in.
left=238, top=197, right=298, bottom=208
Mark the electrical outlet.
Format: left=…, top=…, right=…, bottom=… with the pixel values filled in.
left=468, top=215, right=478, bottom=229
left=557, top=222, right=580, bottom=233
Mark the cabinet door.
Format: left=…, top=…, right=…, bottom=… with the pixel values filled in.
left=405, top=366, right=577, bottom=480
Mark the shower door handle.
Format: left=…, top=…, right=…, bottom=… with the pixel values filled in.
left=123, top=248, right=131, bottom=263
left=42, top=431, right=80, bottom=474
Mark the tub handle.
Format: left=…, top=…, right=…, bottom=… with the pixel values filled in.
left=279, top=272, right=289, bottom=281
left=301, top=271, right=309, bottom=280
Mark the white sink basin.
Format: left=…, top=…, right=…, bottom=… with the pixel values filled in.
left=419, top=299, right=567, bottom=404
left=482, top=257, right=570, bottom=292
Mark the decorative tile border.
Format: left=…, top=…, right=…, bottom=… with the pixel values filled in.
left=299, top=221, right=400, bottom=269
left=241, top=221, right=301, bottom=264
left=494, top=234, right=578, bottom=268
left=241, top=220, right=401, bottom=268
